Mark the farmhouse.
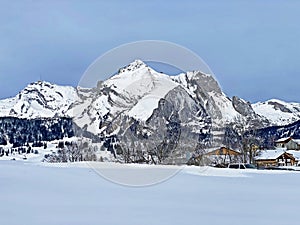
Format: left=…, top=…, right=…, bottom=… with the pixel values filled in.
left=275, top=137, right=300, bottom=150
left=255, top=148, right=296, bottom=167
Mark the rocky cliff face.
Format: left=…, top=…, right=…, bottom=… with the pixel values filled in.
left=232, top=96, right=255, bottom=117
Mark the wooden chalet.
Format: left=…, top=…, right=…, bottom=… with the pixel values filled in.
left=206, top=147, right=241, bottom=156
left=205, top=147, right=241, bottom=164
left=255, top=148, right=296, bottom=167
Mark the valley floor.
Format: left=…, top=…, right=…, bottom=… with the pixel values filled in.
left=1, top=160, right=300, bottom=225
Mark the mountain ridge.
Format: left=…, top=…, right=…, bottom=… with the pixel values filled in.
left=1, top=60, right=300, bottom=163
left=1, top=60, right=299, bottom=127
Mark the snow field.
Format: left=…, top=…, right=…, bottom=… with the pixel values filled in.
left=1, top=161, right=300, bottom=225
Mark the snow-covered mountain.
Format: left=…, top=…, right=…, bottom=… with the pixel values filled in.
left=69, top=60, right=269, bottom=163
left=0, top=60, right=271, bottom=130
left=72, top=60, right=264, bottom=135
left=1, top=60, right=300, bottom=163
left=72, top=60, right=180, bottom=132
left=252, top=99, right=300, bottom=126
left=0, top=81, right=76, bottom=118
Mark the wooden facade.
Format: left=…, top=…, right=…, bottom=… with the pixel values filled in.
left=205, top=147, right=242, bottom=164
left=255, top=152, right=296, bottom=167
left=205, top=147, right=241, bottom=156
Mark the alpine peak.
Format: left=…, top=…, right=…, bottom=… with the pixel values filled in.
left=118, top=59, right=148, bottom=74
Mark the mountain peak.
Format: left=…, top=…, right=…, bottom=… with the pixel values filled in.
left=22, top=80, right=54, bottom=92
left=252, top=98, right=300, bottom=126
left=185, top=71, right=221, bottom=94
left=0, top=80, right=76, bottom=119
left=119, top=59, right=148, bottom=74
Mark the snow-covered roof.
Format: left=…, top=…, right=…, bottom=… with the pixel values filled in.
left=255, top=148, right=287, bottom=160
left=275, top=137, right=291, bottom=143
left=287, top=150, right=300, bottom=160
left=292, top=139, right=300, bottom=145
left=275, top=138, right=300, bottom=145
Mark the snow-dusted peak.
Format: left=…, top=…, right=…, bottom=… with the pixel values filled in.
left=22, top=80, right=55, bottom=91
left=103, top=60, right=178, bottom=103
left=188, top=70, right=213, bottom=78
left=190, top=71, right=221, bottom=94
left=172, top=71, right=221, bottom=94
left=106, top=60, right=153, bottom=86
left=18, top=80, right=75, bottom=103
left=0, top=81, right=77, bottom=119
left=118, top=59, right=148, bottom=74
left=253, top=99, right=300, bottom=126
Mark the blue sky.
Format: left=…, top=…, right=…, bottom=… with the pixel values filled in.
left=1, top=0, right=300, bottom=103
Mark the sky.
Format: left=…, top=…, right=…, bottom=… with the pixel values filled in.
left=1, top=0, right=300, bottom=103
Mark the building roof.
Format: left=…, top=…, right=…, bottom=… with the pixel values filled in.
left=205, top=147, right=241, bottom=156
left=292, top=139, right=300, bottom=145
left=255, top=148, right=287, bottom=160
left=287, top=150, right=300, bottom=160
left=275, top=137, right=292, bottom=143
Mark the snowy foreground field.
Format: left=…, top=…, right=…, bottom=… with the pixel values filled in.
left=1, top=161, right=300, bottom=225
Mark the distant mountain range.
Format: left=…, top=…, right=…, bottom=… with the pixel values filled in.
left=1, top=60, right=300, bottom=162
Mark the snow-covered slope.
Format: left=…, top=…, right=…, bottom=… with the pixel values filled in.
left=0, top=81, right=77, bottom=118
left=252, top=99, right=300, bottom=126
left=104, top=60, right=179, bottom=121
left=2, top=161, right=300, bottom=225
left=72, top=60, right=180, bottom=134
